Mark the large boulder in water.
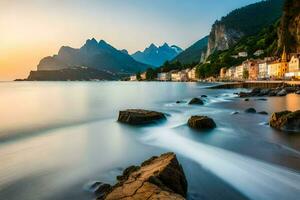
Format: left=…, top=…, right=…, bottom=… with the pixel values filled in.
left=103, top=152, right=187, bottom=200
left=188, top=98, right=204, bottom=105
left=118, top=109, right=166, bottom=125
left=269, top=110, right=300, bottom=132
left=188, top=116, right=216, bottom=130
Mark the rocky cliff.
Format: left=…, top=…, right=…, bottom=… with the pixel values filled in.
left=278, top=0, right=300, bottom=53
left=205, top=0, right=284, bottom=58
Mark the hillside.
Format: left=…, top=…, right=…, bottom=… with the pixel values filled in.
left=131, top=43, right=182, bottom=67
left=171, top=36, right=209, bottom=65
left=206, top=0, right=284, bottom=57
left=37, top=38, right=150, bottom=76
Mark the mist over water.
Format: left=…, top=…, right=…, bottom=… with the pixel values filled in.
left=0, top=82, right=299, bottom=200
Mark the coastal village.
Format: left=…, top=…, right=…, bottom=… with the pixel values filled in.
left=130, top=48, right=300, bottom=82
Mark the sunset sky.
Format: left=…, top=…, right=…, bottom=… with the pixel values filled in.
left=0, top=0, right=261, bottom=80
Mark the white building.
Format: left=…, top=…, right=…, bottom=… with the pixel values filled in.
left=130, top=75, right=137, bottom=81
left=238, top=52, right=248, bottom=58
left=254, top=50, right=264, bottom=57
left=157, top=72, right=171, bottom=81
left=187, top=68, right=197, bottom=81
left=258, top=61, right=269, bottom=79
left=226, top=67, right=235, bottom=79
left=286, top=55, right=300, bottom=79
left=234, top=65, right=244, bottom=79
left=171, top=70, right=180, bottom=81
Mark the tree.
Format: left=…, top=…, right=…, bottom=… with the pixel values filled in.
left=146, top=68, right=157, bottom=80
left=136, top=72, right=141, bottom=81
left=243, top=69, right=249, bottom=80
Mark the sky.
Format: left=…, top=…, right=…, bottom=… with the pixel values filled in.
left=0, top=0, right=261, bottom=80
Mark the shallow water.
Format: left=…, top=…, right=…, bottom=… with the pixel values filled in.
left=0, top=81, right=299, bottom=200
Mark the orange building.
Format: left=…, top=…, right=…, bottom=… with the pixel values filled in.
left=278, top=47, right=288, bottom=78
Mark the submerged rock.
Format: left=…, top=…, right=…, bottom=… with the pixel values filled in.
left=245, top=108, right=256, bottom=113
left=231, top=111, right=239, bottom=115
left=188, top=116, right=216, bottom=130
left=269, top=110, right=300, bottom=132
left=103, top=152, right=187, bottom=200
left=201, top=95, right=208, bottom=98
left=296, top=90, right=300, bottom=95
left=188, top=98, right=204, bottom=105
left=244, top=98, right=249, bottom=101
left=258, top=111, right=268, bottom=115
left=118, top=109, right=166, bottom=125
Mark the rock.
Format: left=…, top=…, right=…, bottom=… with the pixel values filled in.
left=284, top=87, right=296, bottom=93
left=104, top=152, right=187, bottom=200
left=259, top=89, right=271, bottom=96
left=244, top=98, right=249, bottom=101
left=188, top=116, right=216, bottom=130
left=245, top=108, right=256, bottom=113
left=258, top=111, right=268, bottom=115
left=277, top=89, right=287, bottom=96
left=268, top=90, right=278, bottom=96
left=231, top=111, right=239, bottom=115
left=118, top=109, right=166, bottom=125
left=269, top=110, right=300, bottom=132
left=250, top=88, right=261, bottom=95
left=256, top=98, right=268, bottom=101
left=238, top=92, right=249, bottom=98
left=84, top=181, right=112, bottom=199
left=201, top=95, right=208, bottom=98
left=188, top=98, right=204, bottom=105
left=296, top=90, right=300, bottom=95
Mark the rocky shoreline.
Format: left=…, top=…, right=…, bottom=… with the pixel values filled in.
left=237, top=85, right=300, bottom=98
left=93, top=152, right=187, bottom=200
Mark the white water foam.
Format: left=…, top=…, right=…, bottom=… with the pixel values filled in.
left=140, top=128, right=300, bottom=200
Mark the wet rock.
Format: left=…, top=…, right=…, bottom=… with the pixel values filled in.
left=277, top=89, right=287, bottom=96
left=118, top=109, right=166, bottom=125
left=296, top=90, right=300, bottom=95
left=188, top=98, right=204, bottom=105
left=244, top=98, right=249, bottom=101
left=231, top=111, right=239, bottom=115
left=256, top=98, right=268, bottom=101
left=259, top=89, right=271, bottom=96
left=268, top=90, right=278, bottom=96
left=245, top=108, right=256, bottom=113
left=258, top=111, right=268, bottom=115
left=85, top=181, right=112, bottom=199
left=269, top=110, right=300, bottom=132
left=104, top=152, right=187, bottom=200
left=238, top=92, right=249, bottom=98
left=251, top=88, right=261, bottom=95
left=201, top=95, right=208, bottom=98
left=188, top=116, right=216, bottom=130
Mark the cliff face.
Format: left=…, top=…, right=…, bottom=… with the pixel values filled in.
left=278, top=0, right=300, bottom=53
left=206, top=23, right=244, bottom=57
left=205, top=0, right=284, bottom=58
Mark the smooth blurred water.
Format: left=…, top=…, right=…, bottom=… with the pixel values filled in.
left=0, top=81, right=299, bottom=200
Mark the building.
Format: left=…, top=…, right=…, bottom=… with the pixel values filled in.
left=254, top=50, right=264, bottom=57
left=157, top=72, right=171, bottom=81
left=220, top=67, right=227, bottom=79
left=226, top=67, right=235, bottom=79
left=234, top=65, right=244, bottom=80
left=171, top=70, right=180, bottom=81
left=238, top=52, right=248, bottom=58
left=130, top=75, right=137, bottom=81
left=244, top=60, right=259, bottom=80
left=140, top=72, right=147, bottom=80
left=286, top=54, right=300, bottom=79
left=268, top=62, right=281, bottom=79
left=179, top=70, right=189, bottom=82
left=187, top=68, right=197, bottom=81
left=278, top=47, right=288, bottom=78
left=258, top=61, right=269, bottom=79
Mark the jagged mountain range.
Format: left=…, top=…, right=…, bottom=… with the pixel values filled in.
left=37, top=38, right=150, bottom=76
left=131, top=43, right=183, bottom=67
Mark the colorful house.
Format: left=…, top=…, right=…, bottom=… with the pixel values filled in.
left=157, top=72, right=171, bottom=81
left=278, top=47, right=288, bottom=78
left=187, top=68, right=197, bottom=81
left=286, top=54, right=300, bottom=79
